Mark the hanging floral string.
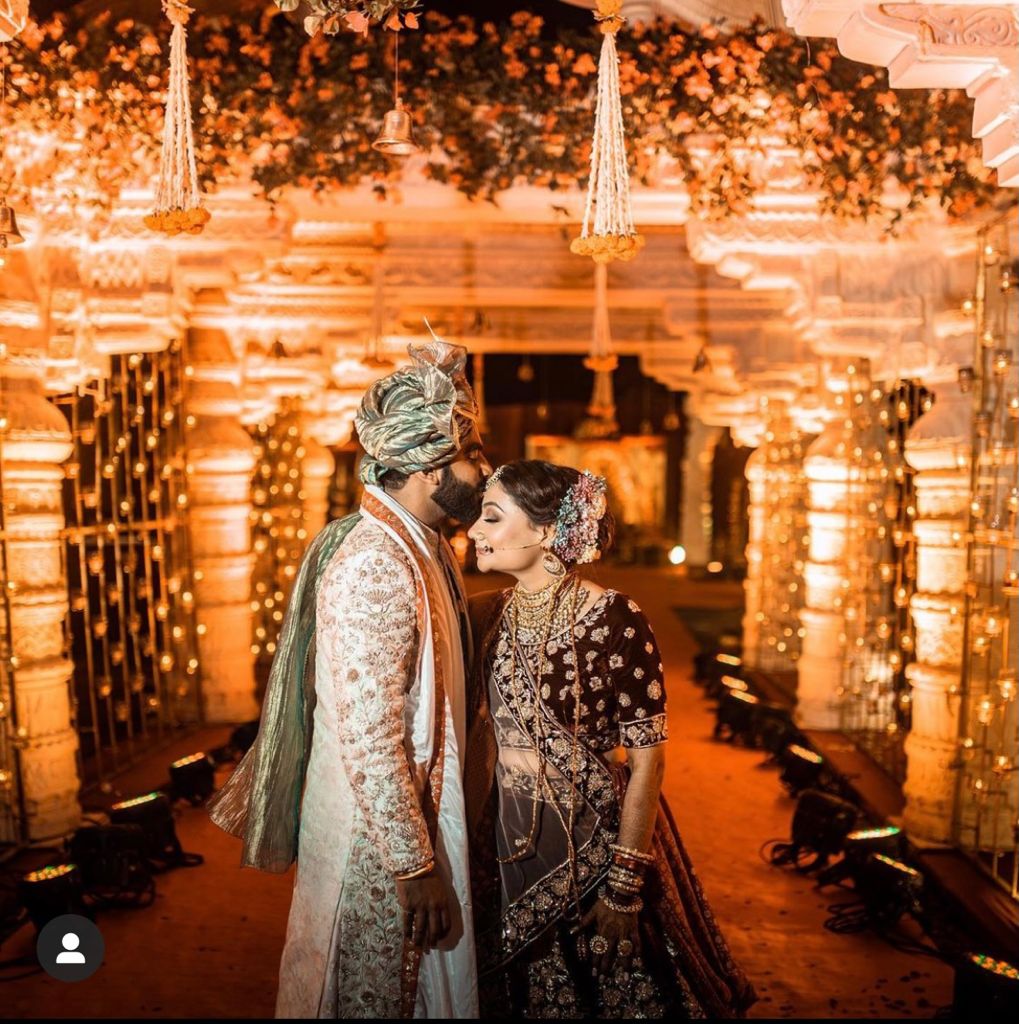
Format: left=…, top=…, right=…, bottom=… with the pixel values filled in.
left=578, top=262, right=620, bottom=437
left=570, top=0, right=644, bottom=264
left=144, top=0, right=209, bottom=236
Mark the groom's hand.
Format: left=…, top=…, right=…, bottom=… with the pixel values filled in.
left=396, top=873, right=451, bottom=949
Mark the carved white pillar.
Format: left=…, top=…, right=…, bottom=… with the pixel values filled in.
left=186, top=330, right=258, bottom=724
left=681, top=416, right=722, bottom=567
left=742, top=448, right=767, bottom=668
left=0, top=371, right=79, bottom=842
left=798, top=418, right=855, bottom=728
left=902, top=382, right=971, bottom=842
left=301, top=436, right=334, bottom=538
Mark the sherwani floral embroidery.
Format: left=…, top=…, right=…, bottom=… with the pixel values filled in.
left=275, top=487, right=478, bottom=1019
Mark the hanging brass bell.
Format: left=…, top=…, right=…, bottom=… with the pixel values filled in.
left=372, top=98, right=419, bottom=158
left=0, top=198, right=24, bottom=248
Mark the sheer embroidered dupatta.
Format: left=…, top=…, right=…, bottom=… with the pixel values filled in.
left=482, top=626, right=619, bottom=973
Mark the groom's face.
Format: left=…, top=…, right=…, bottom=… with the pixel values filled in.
left=430, top=425, right=491, bottom=524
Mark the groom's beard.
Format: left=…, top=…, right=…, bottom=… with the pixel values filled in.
left=433, top=466, right=484, bottom=524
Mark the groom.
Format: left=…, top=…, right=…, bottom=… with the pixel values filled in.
left=209, top=335, right=491, bottom=1018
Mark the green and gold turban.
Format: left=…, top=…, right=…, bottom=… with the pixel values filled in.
left=355, top=333, right=480, bottom=487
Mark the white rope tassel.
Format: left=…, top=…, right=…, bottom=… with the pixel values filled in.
left=584, top=33, right=631, bottom=239
left=587, top=262, right=616, bottom=368
left=571, top=3, right=643, bottom=264
left=146, top=1, right=209, bottom=235
left=584, top=260, right=618, bottom=426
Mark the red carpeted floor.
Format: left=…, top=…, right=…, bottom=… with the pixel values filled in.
left=0, top=570, right=953, bottom=1018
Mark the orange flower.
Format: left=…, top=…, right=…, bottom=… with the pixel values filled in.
left=572, top=52, right=597, bottom=75
left=346, top=12, right=369, bottom=35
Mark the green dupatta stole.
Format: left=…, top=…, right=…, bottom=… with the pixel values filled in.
left=207, top=512, right=362, bottom=872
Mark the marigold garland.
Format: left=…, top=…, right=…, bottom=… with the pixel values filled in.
left=570, top=0, right=645, bottom=264
left=144, top=0, right=210, bottom=236
left=2, top=3, right=1003, bottom=231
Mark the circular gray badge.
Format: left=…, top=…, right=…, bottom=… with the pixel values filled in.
left=36, top=914, right=104, bottom=982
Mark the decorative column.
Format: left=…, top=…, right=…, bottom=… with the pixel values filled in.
left=798, top=416, right=852, bottom=728
left=742, top=448, right=766, bottom=668
left=185, top=329, right=258, bottom=724
left=0, top=370, right=79, bottom=842
left=749, top=412, right=811, bottom=674
left=680, top=415, right=722, bottom=568
left=902, top=380, right=970, bottom=841
left=300, top=436, right=334, bottom=538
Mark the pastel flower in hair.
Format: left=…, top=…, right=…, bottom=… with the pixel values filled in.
left=553, top=470, right=608, bottom=565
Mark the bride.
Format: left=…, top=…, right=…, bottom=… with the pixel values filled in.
left=466, top=459, right=755, bottom=1019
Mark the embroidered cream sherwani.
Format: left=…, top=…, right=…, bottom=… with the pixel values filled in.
left=275, top=487, right=478, bottom=1018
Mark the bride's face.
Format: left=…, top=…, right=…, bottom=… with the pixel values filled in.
left=468, top=481, right=549, bottom=575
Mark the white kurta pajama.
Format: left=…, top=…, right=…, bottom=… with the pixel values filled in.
left=275, top=486, right=478, bottom=1019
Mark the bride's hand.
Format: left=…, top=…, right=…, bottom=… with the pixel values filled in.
left=579, top=897, right=641, bottom=976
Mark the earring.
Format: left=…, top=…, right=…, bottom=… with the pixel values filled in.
left=542, top=548, right=566, bottom=577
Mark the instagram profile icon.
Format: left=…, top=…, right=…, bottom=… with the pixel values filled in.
left=36, top=914, right=104, bottom=982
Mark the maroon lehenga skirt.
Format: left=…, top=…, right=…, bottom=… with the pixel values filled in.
left=466, top=595, right=756, bottom=1019
left=472, top=764, right=757, bottom=1019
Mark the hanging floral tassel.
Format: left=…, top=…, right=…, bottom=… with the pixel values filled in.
left=570, top=0, right=644, bottom=264
left=144, top=1, right=210, bottom=236
left=577, top=262, right=620, bottom=438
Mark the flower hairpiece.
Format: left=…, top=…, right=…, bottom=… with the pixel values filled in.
left=553, top=470, right=608, bottom=565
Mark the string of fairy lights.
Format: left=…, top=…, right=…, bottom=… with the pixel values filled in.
left=0, top=406, right=22, bottom=841
left=955, top=214, right=1019, bottom=896
left=755, top=411, right=810, bottom=671
left=55, top=344, right=203, bottom=786
left=249, top=401, right=309, bottom=675
left=832, top=365, right=926, bottom=782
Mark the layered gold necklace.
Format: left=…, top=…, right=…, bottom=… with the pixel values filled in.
left=509, top=572, right=584, bottom=644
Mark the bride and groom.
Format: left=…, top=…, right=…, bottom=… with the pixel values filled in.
left=208, top=336, right=755, bottom=1019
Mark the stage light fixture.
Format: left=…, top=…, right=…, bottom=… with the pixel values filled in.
left=693, top=650, right=740, bottom=687
left=707, top=669, right=748, bottom=701
left=857, top=853, right=924, bottom=926
left=751, top=701, right=798, bottom=756
left=109, top=791, right=203, bottom=871
left=68, top=824, right=155, bottom=908
left=17, top=863, right=87, bottom=932
left=816, top=825, right=904, bottom=886
left=170, top=751, right=216, bottom=805
left=767, top=789, right=858, bottom=872
left=952, top=953, right=1019, bottom=1019
left=779, top=743, right=826, bottom=796
left=714, top=686, right=758, bottom=743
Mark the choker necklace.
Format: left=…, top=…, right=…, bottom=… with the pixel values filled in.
left=510, top=571, right=584, bottom=640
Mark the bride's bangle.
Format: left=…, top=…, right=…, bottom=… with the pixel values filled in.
left=598, top=884, right=643, bottom=915
left=395, top=858, right=435, bottom=881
